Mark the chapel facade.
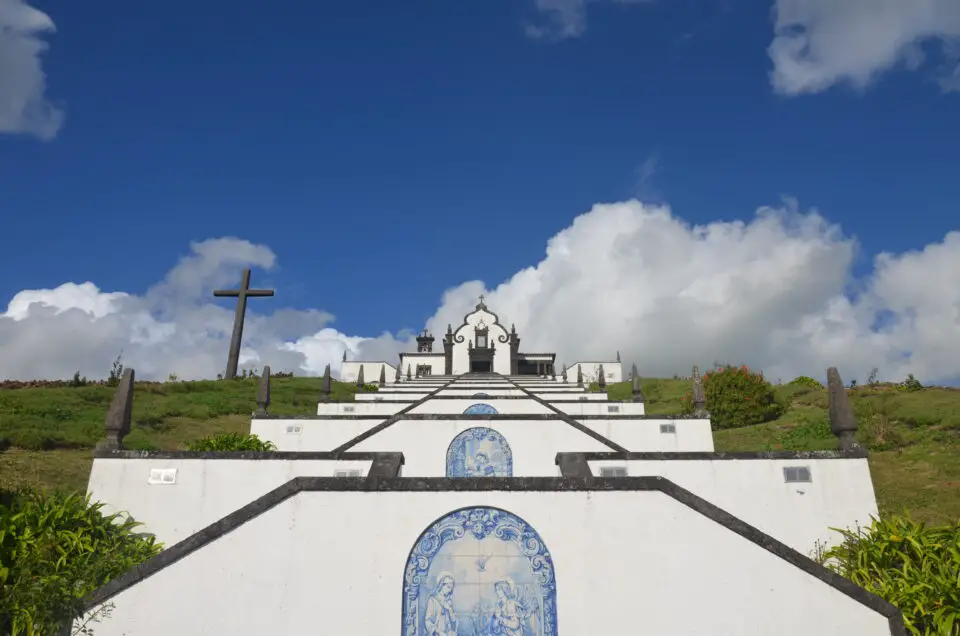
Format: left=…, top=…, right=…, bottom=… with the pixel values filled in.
left=340, top=297, right=622, bottom=385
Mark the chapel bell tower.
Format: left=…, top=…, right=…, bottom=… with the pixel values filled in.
left=416, top=329, right=435, bottom=353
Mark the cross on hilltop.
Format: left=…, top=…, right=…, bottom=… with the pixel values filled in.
left=213, top=268, right=275, bottom=379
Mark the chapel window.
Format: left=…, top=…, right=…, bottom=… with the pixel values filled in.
left=475, top=320, right=489, bottom=348
left=783, top=466, right=812, bottom=483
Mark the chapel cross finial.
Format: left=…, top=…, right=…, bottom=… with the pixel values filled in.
left=479, top=294, right=485, bottom=304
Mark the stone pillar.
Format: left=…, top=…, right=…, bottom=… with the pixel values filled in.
left=443, top=325, right=454, bottom=375
left=96, top=368, right=135, bottom=451
left=827, top=367, right=861, bottom=451
left=691, top=366, right=709, bottom=418
left=255, top=366, right=270, bottom=416
left=320, top=364, right=332, bottom=402
left=631, top=363, right=645, bottom=403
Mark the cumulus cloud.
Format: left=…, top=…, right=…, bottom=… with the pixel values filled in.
left=0, top=0, right=62, bottom=139
left=526, top=0, right=653, bottom=40
left=769, top=0, right=960, bottom=94
left=0, top=238, right=347, bottom=381
left=3, top=201, right=960, bottom=385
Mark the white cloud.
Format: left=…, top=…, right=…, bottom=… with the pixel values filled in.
left=0, top=238, right=351, bottom=381
left=0, top=0, right=62, bottom=139
left=526, top=0, right=653, bottom=40
left=3, top=201, right=960, bottom=385
left=769, top=0, right=960, bottom=94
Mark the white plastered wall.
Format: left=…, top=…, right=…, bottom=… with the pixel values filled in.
left=82, top=490, right=893, bottom=636
left=398, top=355, right=446, bottom=377
left=567, top=361, right=623, bottom=383
left=252, top=417, right=713, bottom=465
left=85, top=458, right=373, bottom=546
left=589, top=458, right=879, bottom=551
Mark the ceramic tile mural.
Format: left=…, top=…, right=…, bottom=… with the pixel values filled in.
left=402, top=507, right=557, bottom=635
left=463, top=403, right=498, bottom=415
left=446, top=427, right=513, bottom=477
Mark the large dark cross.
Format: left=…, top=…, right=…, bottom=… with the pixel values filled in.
left=213, top=268, right=275, bottom=379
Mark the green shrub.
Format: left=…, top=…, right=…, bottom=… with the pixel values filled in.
left=357, top=384, right=380, bottom=393
left=0, top=488, right=161, bottom=635
left=816, top=516, right=960, bottom=635
left=681, top=365, right=786, bottom=429
left=902, top=373, right=924, bottom=392
left=185, top=432, right=276, bottom=452
left=789, top=375, right=824, bottom=390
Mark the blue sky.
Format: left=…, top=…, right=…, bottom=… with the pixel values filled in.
left=1, top=0, right=958, bottom=383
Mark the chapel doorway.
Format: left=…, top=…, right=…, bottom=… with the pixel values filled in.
left=470, top=360, right=492, bottom=373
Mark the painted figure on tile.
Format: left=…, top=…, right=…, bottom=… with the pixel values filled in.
left=489, top=579, right=523, bottom=635
left=446, top=427, right=513, bottom=478
left=425, top=572, right=458, bottom=636
left=402, top=507, right=557, bottom=635
left=468, top=451, right=496, bottom=477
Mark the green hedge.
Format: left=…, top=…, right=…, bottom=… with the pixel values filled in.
left=185, top=432, right=276, bottom=451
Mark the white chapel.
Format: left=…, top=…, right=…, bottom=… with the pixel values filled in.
left=76, top=298, right=906, bottom=635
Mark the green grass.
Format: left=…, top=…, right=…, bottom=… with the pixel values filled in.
left=1, top=377, right=959, bottom=524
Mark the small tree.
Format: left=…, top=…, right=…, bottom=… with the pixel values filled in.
left=902, top=373, right=923, bottom=392
left=680, top=364, right=786, bottom=429
left=106, top=351, right=124, bottom=387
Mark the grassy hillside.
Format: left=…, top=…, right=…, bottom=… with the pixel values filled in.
left=1, top=376, right=958, bottom=524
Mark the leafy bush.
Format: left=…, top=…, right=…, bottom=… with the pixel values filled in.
left=680, top=365, right=786, bottom=429
left=185, top=432, right=276, bottom=451
left=902, top=373, right=924, bottom=392
left=357, top=384, right=380, bottom=393
left=816, top=516, right=960, bottom=635
left=789, top=375, right=824, bottom=390
left=0, top=488, right=161, bottom=635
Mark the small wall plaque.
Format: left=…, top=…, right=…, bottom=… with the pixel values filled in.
left=148, top=468, right=177, bottom=485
